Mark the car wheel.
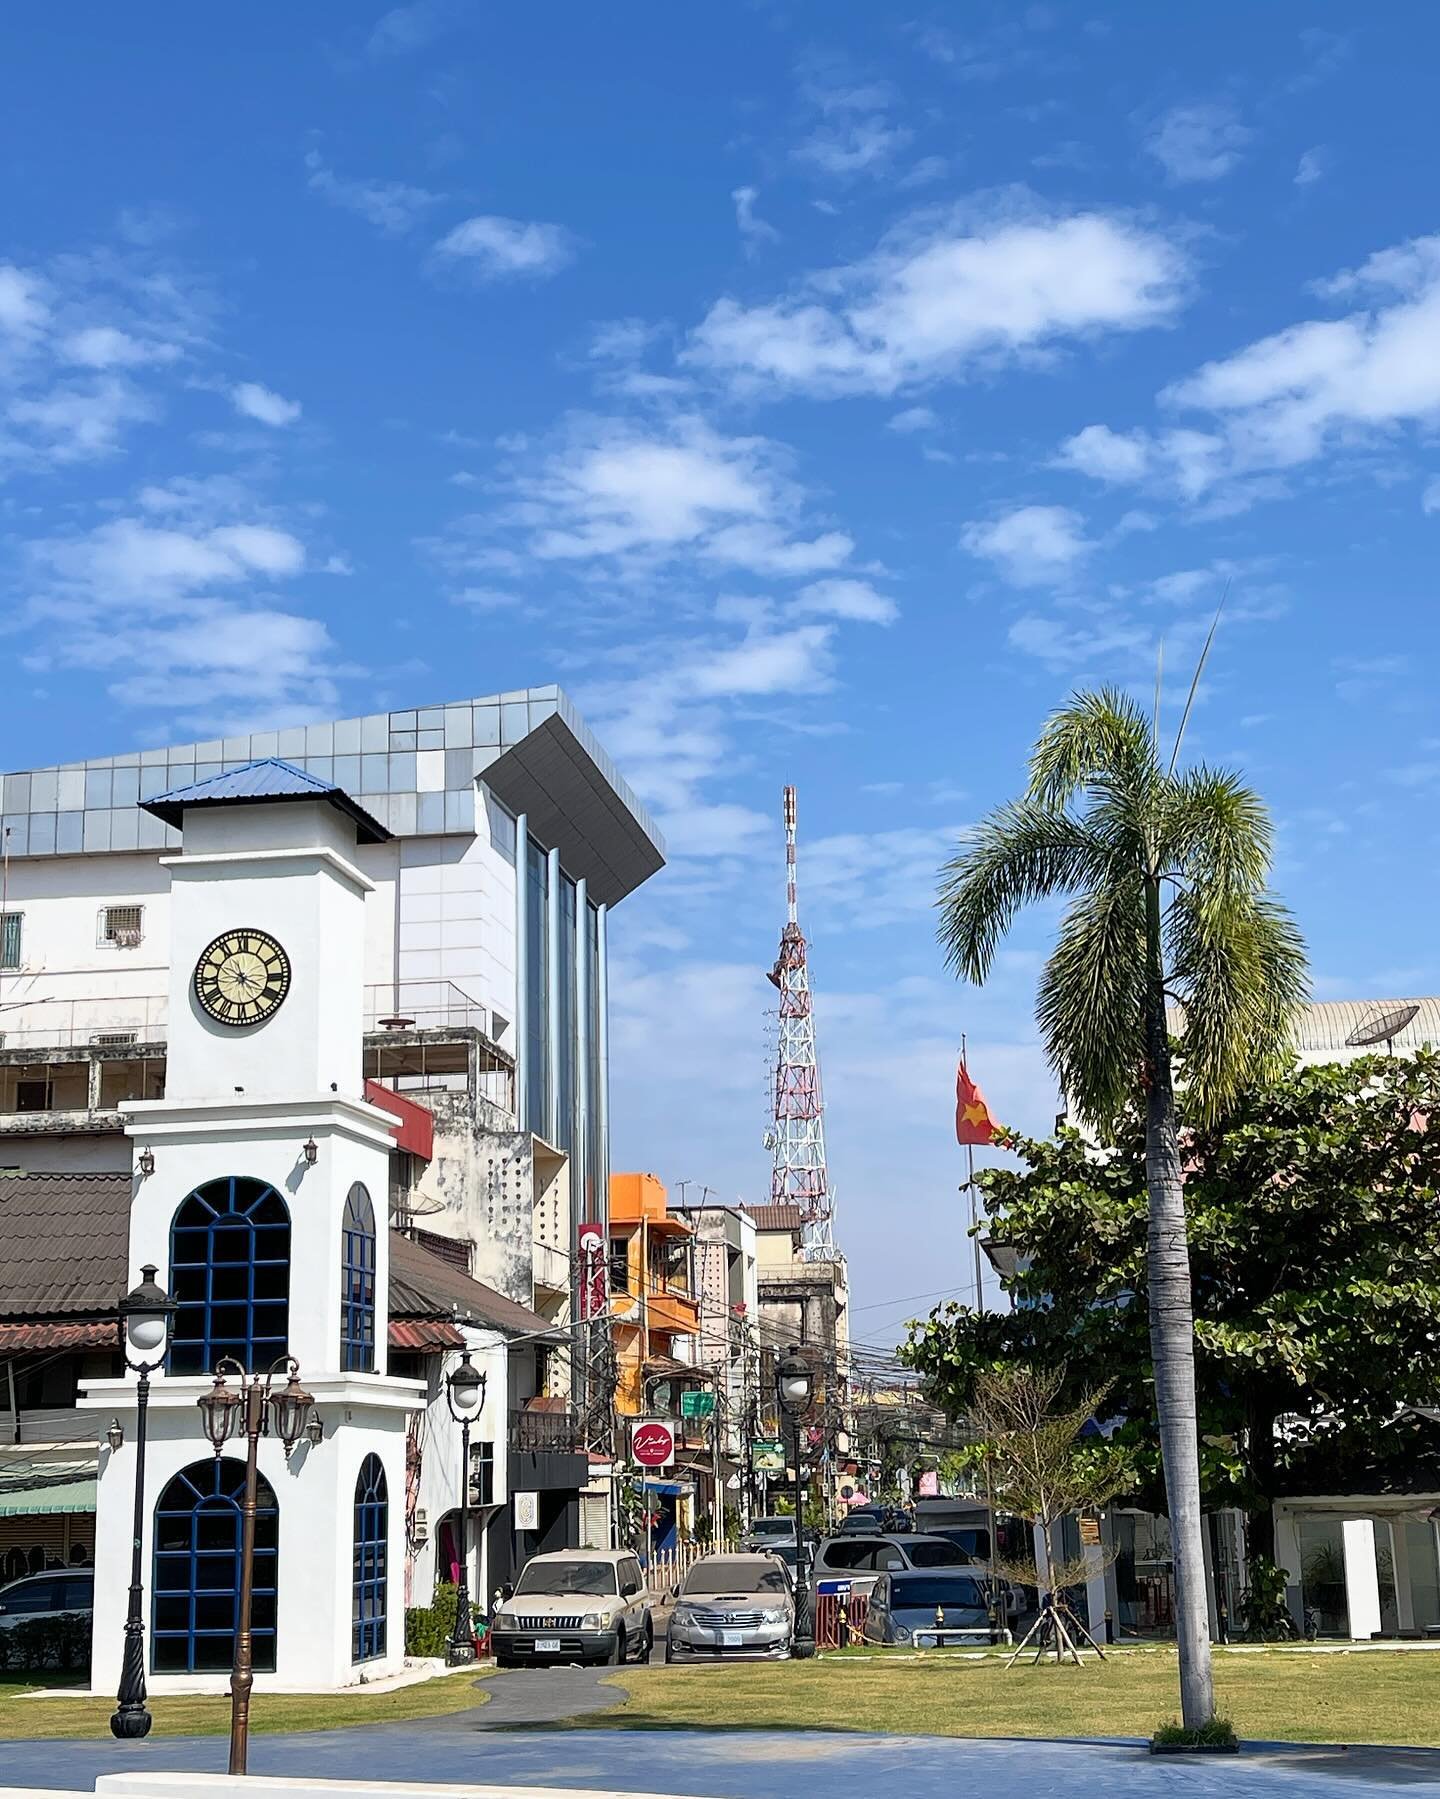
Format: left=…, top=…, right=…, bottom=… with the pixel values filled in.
left=608, top=1627, right=626, bottom=1665
left=639, top=1617, right=654, bottom=1664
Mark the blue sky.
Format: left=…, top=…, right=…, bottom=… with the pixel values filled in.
left=3, top=5, right=1438, bottom=1350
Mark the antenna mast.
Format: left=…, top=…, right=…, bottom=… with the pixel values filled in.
left=765, top=785, right=835, bottom=1261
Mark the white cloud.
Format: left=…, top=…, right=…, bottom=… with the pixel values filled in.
left=304, top=150, right=441, bottom=236
left=1144, top=101, right=1251, bottom=183
left=5, top=378, right=154, bottom=464
left=0, top=263, right=48, bottom=337
left=1054, top=421, right=1226, bottom=500
left=732, top=186, right=779, bottom=252
left=1294, top=146, right=1328, bottom=187
left=887, top=405, right=938, bottom=433
left=793, top=80, right=912, bottom=181
left=231, top=381, right=302, bottom=427
left=794, top=577, right=898, bottom=623
left=491, top=414, right=855, bottom=581
left=16, top=505, right=331, bottom=732
left=686, top=623, right=836, bottom=698
left=962, top=503, right=1092, bottom=586
left=685, top=195, right=1187, bottom=398
left=366, top=0, right=456, bottom=57
left=432, top=215, right=576, bottom=280
left=59, top=325, right=180, bottom=369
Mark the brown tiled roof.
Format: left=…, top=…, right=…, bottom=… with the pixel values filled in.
left=0, top=1171, right=131, bottom=1317
left=388, top=1232, right=552, bottom=1338
left=0, top=1171, right=550, bottom=1346
left=739, top=1203, right=805, bottom=1234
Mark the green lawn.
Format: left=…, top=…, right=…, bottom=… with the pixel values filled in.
left=0, top=1670, right=490, bottom=1741
left=601, top=1645, right=1440, bottom=1748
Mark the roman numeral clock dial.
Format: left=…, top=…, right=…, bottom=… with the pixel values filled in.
left=194, top=929, right=291, bottom=1027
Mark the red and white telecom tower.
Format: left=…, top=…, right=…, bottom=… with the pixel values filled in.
left=765, top=785, right=836, bottom=1261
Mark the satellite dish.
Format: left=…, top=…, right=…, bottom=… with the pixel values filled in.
left=1344, top=1004, right=1420, bottom=1052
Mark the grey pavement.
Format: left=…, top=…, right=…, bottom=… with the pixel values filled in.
left=4, top=1671, right=1440, bottom=1798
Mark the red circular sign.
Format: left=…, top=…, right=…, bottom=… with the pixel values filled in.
left=632, top=1421, right=676, bottom=1468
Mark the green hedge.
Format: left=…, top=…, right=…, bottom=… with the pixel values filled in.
left=0, top=1610, right=91, bottom=1672
left=404, top=1581, right=484, bottom=1657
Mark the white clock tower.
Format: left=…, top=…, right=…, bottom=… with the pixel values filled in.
left=85, top=761, right=423, bottom=1694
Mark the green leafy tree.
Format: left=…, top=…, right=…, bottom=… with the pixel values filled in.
left=935, top=687, right=1306, bottom=1727
left=904, top=1049, right=1440, bottom=1595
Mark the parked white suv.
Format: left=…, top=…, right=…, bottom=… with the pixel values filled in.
left=489, top=1550, right=653, bottom=1668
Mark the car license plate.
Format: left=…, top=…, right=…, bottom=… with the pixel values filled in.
left=535, top=1637, right=561, bottom=1653
left=722, top=1630, right=744, bottom=1647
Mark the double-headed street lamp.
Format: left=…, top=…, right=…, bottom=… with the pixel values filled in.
left=198, top=1357, right=318, bottom=1777
left=444, top=1351, right=487, bottom=1667
left=775, top=1346, right=816, bottom=1660
left=109, top=1266, right=177, bottom=1742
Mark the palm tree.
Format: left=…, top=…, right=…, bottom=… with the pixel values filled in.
left=937, top=687, right=1305, bottom=1729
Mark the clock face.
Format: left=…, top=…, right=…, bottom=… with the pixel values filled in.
left=194, top=929, right=291, bottom=1027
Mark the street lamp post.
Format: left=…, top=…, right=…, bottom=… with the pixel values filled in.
left=110, top=1265, right=177, bottom=1741
left=775, top=1347, right=816, bottom=1660
left=198, top=1357, right=316, bottom=1777
left=444, top=1351, right=487, bottom=1667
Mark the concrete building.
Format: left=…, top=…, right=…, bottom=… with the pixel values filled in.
left=0, top=688, right=664, bottom=1686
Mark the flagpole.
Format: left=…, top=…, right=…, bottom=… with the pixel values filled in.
left=961, top=1032, right=1001, bottom=1643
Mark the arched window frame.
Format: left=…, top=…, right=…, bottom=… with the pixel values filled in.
left=352, top=1453, right=388, bottom=1662
left=168, top=1176, right=290, bottom=1375
left=340, top=1183, right=377, bottom=1373
left=152, top=1457, right=278, bottom=1674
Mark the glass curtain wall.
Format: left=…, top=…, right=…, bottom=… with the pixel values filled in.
left=524, top=838, right=549, bottom=1138
left=557, top=872, right=577, bottom=1156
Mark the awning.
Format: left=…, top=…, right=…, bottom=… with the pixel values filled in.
left=0, top=1319, right=116, bottom=1351
left=0, top=1479, right=96, bottom=1517
left=388, top=1318, right=465, bottom=1352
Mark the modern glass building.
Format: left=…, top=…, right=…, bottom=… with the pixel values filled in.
left=0, top=685, right=665, bottom=1280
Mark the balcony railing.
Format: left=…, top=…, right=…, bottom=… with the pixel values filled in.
left=509, top=1406, right=582, bottom=1454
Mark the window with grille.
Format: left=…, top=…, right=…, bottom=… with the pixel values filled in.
left=101, top=905, right=143, bottom=946
left=352, top=1454, right=388, bottom=1662
left=0, top=913, right=20, bottom=970
left=340, top=1183, right=377, bottom=1373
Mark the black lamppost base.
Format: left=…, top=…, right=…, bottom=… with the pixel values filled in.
left=110, top=1703, right=153, bottom=1740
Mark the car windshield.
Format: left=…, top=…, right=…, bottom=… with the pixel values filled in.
left=904, top=1541, right=968, bottom=1567
left=683, top=1563, right=789, bottom=1595
left=890, top=1575, right=985, bottom=1609
left=514, top=1560, right=617, bottom=1597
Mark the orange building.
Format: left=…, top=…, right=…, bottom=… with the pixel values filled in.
left=609, top=1173, right=723, bottom=1541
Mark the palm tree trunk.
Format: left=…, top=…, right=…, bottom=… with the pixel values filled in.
left=1143, top=875, right=1216, bottom=1728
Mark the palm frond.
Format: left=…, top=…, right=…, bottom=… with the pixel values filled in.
left=1165, top=886, right=1308, bottom=1122
left=936, top=802, right=1108, bottom=983
left=1037, top=877, right=1147, bottom=1125
left=1027, top=688, right=1158, bottom=813
left=1161, top=765, right=1273, bottom=893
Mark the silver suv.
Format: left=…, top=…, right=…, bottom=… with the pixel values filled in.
left=666, top=1553, right=793, bottom=1663
left=489, top=1550, right=653, bottom=1668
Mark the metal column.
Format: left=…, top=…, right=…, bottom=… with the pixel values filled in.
left=545, top=846, right=561, bottom=1147
left=513, top=811, right=529, bottom=1129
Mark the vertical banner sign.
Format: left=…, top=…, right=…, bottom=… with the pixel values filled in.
left=577, top=1222, right=606, bottom=1320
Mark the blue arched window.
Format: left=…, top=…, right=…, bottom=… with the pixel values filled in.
left=340, top=1183, right=376, bottom=1373
left=169, top=1176, right=290, bottom=1375
left=352, top=1454, right=388, bottom=1662
left=152, top=1457, right=278, bottom=1673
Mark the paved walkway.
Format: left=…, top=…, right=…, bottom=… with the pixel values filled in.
left=6, top=1672, right=1440, bottom=1797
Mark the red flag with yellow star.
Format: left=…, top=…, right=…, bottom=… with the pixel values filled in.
left=955, top=1059, right=1001, bottom=1146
